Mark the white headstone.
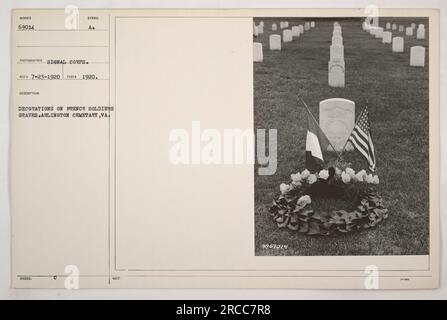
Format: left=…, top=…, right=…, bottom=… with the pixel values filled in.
left=419, top=24, right=425, bottom=30
left=382, top=31, right=392, bottom=44
left=332, top=35, right=343, bottom=46
left=364, top=22, right=371, bottom=31
left=304, top=22, right=310, bottom=31
left=311, top=21, right=315, bottom=28
left=375, top=27, right=384, bottom=38
left=330, top=44, right=344, bottom=61
left=386, top=22, right=391, bottom=29
left=298, top=25, right=304, bottom=34
left=417, top=27, right=425, bottom=40
left=392, top=37, right=404, bottom=52
left=333, top=30, right=342, bottom=37
left=369, top=27, right=378, bottom=36
left=406, top=27, right=413, bottom=36
left=411, top=23, right=416, bottom=29
left=328, top=60, right=345, bottom=88
left=399, top=25, right=404, bottom=32
left=392, top=23, right=397, bottom=30
left=272, top=23, right=277, bottom=31
left=283, top=29, right=293, bottom=42
left=319, top=98, right=355, bottom=151
left=253, top=25, right=258, bottom=36
left=280, top=21, right=285, bottom=29
left=410, top=46, right=425, bottom=67
left=284, top=21, right=289, bottom=28
left=291, top=26, right=300, bottom=37
left=259, top=21, right=264, bottom=27
left=253, top=42, right=263, bottom=62
left=269, top=34, right=281, bottom=51
left=258, top=24, right=264, bottom=34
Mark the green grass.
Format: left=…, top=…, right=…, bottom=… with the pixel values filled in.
left=254, top=17, right=429, bottom=256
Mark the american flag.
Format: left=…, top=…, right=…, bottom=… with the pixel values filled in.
left=348, top=106, right=376, bottom=171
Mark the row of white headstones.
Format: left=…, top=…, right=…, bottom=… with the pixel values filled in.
left=253, top=20, right=316, bottom=62
left=363, top=21, right=426, bottom=67
left=328, top=22, right=345, bottom=87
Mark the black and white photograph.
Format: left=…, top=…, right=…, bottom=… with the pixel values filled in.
left=2, top=2, right=443, bottom=296
left=254, top=17, right=430, bottom=256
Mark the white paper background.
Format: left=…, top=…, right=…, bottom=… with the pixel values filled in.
left=0, top=0, right=445, bottom=299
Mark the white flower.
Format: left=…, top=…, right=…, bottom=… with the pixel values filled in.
left=366, top=174, right=374, bottom=184
left=290, top=172, right=302, bottom=183
left=318, top=169, right=329, bottom=180
left=354, top=172, right=365, bottom=182
left=297, top=195, right=311, bottom=206
left=341, top=172, right=351, bottom=183
left=358, top=169, right=367, bottom=179
left=335, top=167, right=342, bottom=177
left=372, top=175, right=380, bottom=184
left=345, top=167, right=355, bottom=177
left=301, top=169, right=310, bottom=179
left=280, top=183, right=291, bottom=194
left=291, top=180, right=302, bottom=187
left=308, top=174, right=317, bottom=184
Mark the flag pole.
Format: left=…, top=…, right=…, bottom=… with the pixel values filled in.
left=338, top=102, right=368, bottom=159
left=299, top=98, right=341, bottom=158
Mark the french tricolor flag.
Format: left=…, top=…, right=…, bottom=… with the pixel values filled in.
left=305, top=110, right=330, bottom=172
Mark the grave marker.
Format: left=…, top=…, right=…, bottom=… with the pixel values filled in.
left=417, top=27, right=425, bottom=40
left=283, top=29, right=293, bottom=42
left=291, top=26, right=300, bottom=37
left=332, top=35, right=343, bottom=46
left=333, top=30, right=342, bottom=37
left=375, top=27, right=384, bottom=38
left=269, top=34, right=281, bottom=50
left=330, top=44, right=344, bottom=61
left=410, top=46, right=425, bottom=67
left=362, top=22, right=367, bottom=31
left=328, top=60, right=345, bottom=88
left=382, top=31, right=392, bottom=44
left=319, top=98, right=355, bottom=151
left=253, top=42, right=263, bottom=62
left=392, top=37, right=404, bottom=52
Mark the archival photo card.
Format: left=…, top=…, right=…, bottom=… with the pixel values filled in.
left=10, top=8, right=439, bottom=289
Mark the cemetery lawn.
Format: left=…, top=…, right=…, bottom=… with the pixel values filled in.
left=254, top=17, right=429, bottom=256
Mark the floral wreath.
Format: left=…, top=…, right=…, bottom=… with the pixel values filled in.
left=269, top=167, right=388, bottom=236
